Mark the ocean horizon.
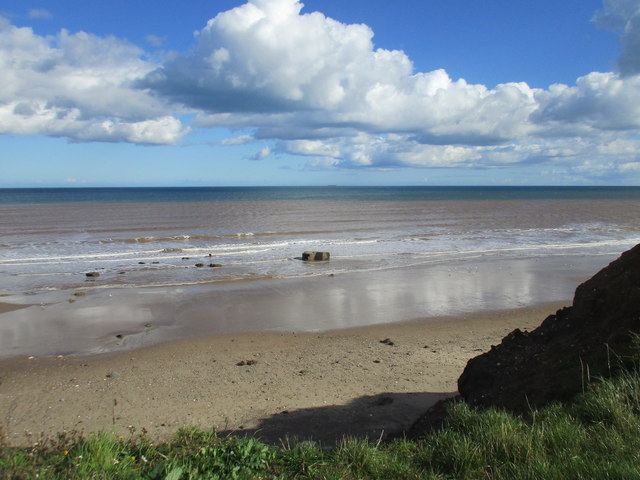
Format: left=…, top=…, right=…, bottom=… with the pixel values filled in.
left=1, top=185, right=640, bottom=204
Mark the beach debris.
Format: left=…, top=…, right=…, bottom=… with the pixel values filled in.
left=105, top=371, right=120, bottom=379
left=85, top=272, right=100, bottom=278
left=181, top=257, right=190, bottom=260
left=380, top=338, right=395, bottom=346
left=115, top=334, right=124, bottom=339
left=302, top=251, right=330, bottom=261
left=138, top=261, right=146, bottom=265
left=144, top=323, right=153, bottom=328
left=373, top=359, right=381, bottom=363
left=195, top=263, right=205, bottom=267
left=68, top=298, right=76, bottom=303
left=209, top=263, right=223, bottom=267
left=236, top=359, right=258, bottom=366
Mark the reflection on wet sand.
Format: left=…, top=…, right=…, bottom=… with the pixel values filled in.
left=0, top=253, right=614, bottom=359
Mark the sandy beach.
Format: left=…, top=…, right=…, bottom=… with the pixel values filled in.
left=0, top=251, right=612, bottom=447
left=0, top=301, right=563, bottom=447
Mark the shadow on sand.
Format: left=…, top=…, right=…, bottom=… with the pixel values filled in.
left=218, top=391, right=454, bottom=447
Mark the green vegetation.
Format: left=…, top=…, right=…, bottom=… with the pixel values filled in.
left=3, top=371, right=640, bottom=479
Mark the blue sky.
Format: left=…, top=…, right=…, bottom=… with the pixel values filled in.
left=1, top=0, right=639, bottom=186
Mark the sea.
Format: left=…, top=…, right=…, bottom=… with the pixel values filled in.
left=1, top=186, right=640, bottom=297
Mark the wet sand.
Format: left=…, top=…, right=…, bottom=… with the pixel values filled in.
left=0, top=254, right=608, bottom=359
left=0, top=302, right=564, bottom=447
left=0, top=301, right=30, bottom=314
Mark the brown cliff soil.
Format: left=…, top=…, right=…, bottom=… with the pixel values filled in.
left=410, top=244, right=640, bottom=437
left=457, top=243, right=640, bottom=413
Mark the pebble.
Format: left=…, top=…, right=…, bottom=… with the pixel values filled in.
left=236, top=360, right=258, bottom=366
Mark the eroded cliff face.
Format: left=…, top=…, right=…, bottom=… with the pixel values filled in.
left=457, top=244, right=640, bottom=412
left=409, top=244, right=640, bottom=437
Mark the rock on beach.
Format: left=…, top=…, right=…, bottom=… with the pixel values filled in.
left=302, top=251, right=330, bottom=261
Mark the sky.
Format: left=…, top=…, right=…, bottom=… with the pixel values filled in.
left=1, top=0, right=639, bottom=187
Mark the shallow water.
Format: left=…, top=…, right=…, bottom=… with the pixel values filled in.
left=1, top=187, right=639, bottom=296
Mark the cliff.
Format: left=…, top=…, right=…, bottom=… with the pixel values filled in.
left=411, top=243, right=640, bottom=435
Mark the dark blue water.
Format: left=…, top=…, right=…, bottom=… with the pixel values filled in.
left=1, top=186, right=640, bottom=204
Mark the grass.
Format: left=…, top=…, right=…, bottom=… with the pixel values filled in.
left=3, top=371, right=640, bottom=479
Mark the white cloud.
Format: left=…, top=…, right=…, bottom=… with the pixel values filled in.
left=1, top=0, right=640, bottom=181
left=281, top=139, right=342, bottom=158
left=0, top=17, right=187, bottom=144
left=533, top=72, right=640, bottom=131
left=0, top=100, right=185, bottom=144
left=250, top=145, right=271, bottom=160
left=221, top=134, right=253, bottom=145
left=273, top=132, right=640, bottom=181
left=142, top=0, right=539, bottom=146
left=141, top=0, right=640, bottom=165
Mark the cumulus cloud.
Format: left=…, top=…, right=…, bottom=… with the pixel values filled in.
left=271, top=130, right=640, bottom=181
left=1, top=0, right=640, bottom=179
left=533, top=72, right=640, bottom=131
left=142, top=0, right=539, bottom=146
left=139, top=0, right=640, bottom=175
left=0, top=17, right=187, bottom=144
left=249, top=145, right=271, bottom=160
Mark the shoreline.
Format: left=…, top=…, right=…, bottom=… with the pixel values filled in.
left=0, top=301, right=565, bottom=447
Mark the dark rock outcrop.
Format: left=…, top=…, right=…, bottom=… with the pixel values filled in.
left=457, top=243, right=640, bottom=413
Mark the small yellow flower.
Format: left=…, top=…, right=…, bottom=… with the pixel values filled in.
left=130, top=456, right=136, bottom=461
left=63, top=450, right=69, bottom=456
